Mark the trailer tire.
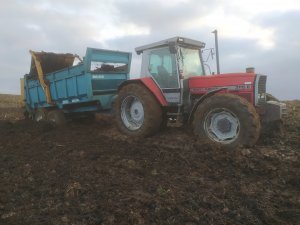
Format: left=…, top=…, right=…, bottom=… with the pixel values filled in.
left=34, top=109, right=47, bottom=122
left=47, top=110, right=66, bottom=126
left=192, top=94, right=261, bottom=149
left=116, top=83, right=163, bottom=137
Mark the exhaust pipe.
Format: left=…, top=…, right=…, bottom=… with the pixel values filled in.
left=212, top=30, right=220, bottom=74
left=246, top=67, right=255, bottom=73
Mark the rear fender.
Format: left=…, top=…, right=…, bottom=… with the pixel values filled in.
left=187, top=88, right=226, bottom=123
left=118, top=77, right=168, bottom=106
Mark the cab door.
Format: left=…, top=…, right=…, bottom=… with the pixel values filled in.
left=142, top=47, right=181, bottom=105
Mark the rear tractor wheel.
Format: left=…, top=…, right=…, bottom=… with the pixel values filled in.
left=192, top=94, right=261, bottom=149
left=115, top=83, right=163, bottom=137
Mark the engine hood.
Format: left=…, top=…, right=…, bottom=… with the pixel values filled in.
left=189, top=73, right=256, bottom=94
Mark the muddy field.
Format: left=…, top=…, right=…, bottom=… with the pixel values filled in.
left=0, top=94, right=21, bottom=109
left=0, top=96, right=299, bottom=225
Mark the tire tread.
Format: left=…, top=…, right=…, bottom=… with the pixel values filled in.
left=115, top=83, right=163, bottom=137
left=192, top=93, right=261, bottom=148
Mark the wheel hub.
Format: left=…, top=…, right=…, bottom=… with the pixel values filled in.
left=130, top=101, right=144, bottom=121
left=216, top=117, right=232, bottom=133
left=121, top=95, right=144, bottom=131
left=205, top=109, right=240, bottom=143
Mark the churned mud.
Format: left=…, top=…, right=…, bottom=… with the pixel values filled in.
left=0, top=101, right=299, bottom=225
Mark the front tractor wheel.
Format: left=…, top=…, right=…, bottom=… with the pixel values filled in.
left=192, top=94, right=261, bottom=149
left=116, top=83, right=163, bottom=137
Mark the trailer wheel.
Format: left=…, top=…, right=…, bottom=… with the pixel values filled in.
left=47, top=110, right=66, bottom=125
left=116, top=83, right=162, bottom=137
left=192, top=94, right=261, bottom=149
left=34, top=109, right=47, bottom=122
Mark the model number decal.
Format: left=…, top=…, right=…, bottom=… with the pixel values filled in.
left=191, top=84, right=252, bottom=93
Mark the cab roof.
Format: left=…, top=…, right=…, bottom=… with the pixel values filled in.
left=135, top=36, right=206, bottom=55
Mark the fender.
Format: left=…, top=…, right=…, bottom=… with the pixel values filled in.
left=187, top=87, right=226, bottom=123
left=118, top=77, right=168, bottom=106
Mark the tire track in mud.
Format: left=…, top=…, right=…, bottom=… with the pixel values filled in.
left=0, top=103, right=299, bottom=225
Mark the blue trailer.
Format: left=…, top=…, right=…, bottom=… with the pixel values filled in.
left=21, top=48, right=132, bottom=123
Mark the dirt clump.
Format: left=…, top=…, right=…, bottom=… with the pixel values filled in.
left=0, top=101, right=299, bottom=225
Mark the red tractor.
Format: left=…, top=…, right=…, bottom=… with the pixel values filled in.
left=115, top=37, right=286, bottom=148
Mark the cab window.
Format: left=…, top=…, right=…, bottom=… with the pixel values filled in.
left=148, top=47, right=179, bottom=88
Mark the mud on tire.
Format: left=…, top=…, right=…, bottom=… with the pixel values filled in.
left=34, top=108, right=47, bottom=122
left=115, top=83, right=163, bottom=137
left=47, top=110, right=66, bottom=126
left=192, top=93, right=261, bottom=149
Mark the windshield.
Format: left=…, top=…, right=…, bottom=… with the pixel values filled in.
left=178, top=47, right=204, bottom=78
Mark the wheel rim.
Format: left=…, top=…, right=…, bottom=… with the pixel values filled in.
left=204, top=108, right=240, bottom=144
left=35, top=111, right=45, bottom=122
left=121, top=95, right=144, bottom=131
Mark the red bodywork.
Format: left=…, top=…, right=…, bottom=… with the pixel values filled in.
left=125, top=73, right=256, bottom=107
left=140, top=77, right=168, bottom=106
left=189, top=73, right=256, bottom=104
left=120, top=77, right=168, bottom=106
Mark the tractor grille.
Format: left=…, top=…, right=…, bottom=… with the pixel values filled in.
left=255, top=75, right=267, bottom=105
left=258, top=76, right=267, bottom=93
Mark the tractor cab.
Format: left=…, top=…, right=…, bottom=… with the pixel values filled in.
left=136, top=37, right=206, bottom=104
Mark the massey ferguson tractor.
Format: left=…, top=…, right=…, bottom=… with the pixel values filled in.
left=114, top=37, right=286, bottom=148
left=21, top=36, right=286, bottom=149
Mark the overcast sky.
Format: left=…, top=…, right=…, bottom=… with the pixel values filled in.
left=1, top=0, right=299, bottom=99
